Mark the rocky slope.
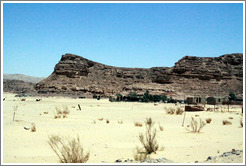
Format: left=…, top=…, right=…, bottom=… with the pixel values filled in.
left=3, top=79, right=36, bottom=94
left=34, top=53, right=243, bottom=98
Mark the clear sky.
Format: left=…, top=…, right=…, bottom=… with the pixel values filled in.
left=3, top=2, right=243, bottom=77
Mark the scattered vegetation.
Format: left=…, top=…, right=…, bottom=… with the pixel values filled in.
left=229, top=92, right=237, bottom=101
left=187, top=117, right=206, bottom=133
left=166, top=107, right=184, bottom=115
left=222, top=120, right=232, bottom=125
left=228, top=117, right=233, bottom=119
left=106, top=119, right=110, bottom=123
left=206, top=118, right=212, bottom=124
left=48, top=135, right=90, bottom=163
left=134, top=122, right=143, bottom=127
left=54, top=106, right=70, bottom=119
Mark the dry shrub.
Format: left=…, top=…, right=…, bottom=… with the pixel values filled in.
left=222, top=120, right=232, bottom=125
left=187, top=117, right=206, bottom=133
left=166, top=108, right=175, bottom=115
left=166, top=107, right=184, bottom=115
left=138, top=117, right=159, bottom=154
left=98, top=118, right=104, bottom=121
left=54, top=106, right=69, bottom=119
left=176, top=108, right=184, bottom=115
left=48, top=135, right=89, bottom=163
left=106, top=119, right=110, bottom=123
left=118, top=121, right=123, bottom=124
left=31, top=123, right=36, bottom=132
left=159, top=124, right=164, bottom=131
left=228, top=117, right=233, bottom=120
left=240, top=118, right=243, bottom=127
left=43, top=111, right=49, bottom=114
left=206, top=118, right=212, bottom=124
left=134, top=122, right=143, bottom=127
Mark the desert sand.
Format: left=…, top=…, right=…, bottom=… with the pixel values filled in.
left=2, top=92, right=244, bottom=164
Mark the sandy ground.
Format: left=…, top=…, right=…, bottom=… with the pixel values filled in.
left=2, top=92, right=244, bottom=164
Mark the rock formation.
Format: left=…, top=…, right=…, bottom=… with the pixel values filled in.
left=34, top=53, right=243, bottom=98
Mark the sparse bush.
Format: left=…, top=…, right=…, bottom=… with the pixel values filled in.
left=187, top=117, right=206, bottom=133
left=54, top=106, right=69, bottom=119
left=166, top=107, right=184, bottom=115
left=138, top=117, right=159, bottom=154
left=228, top=117, right=233, bottom=120
left=106, top=119, right=110, bottom=123
left=31, top=123, right=36, bottom=132
left=166, top=108, right=175, bottom=115
left=206, top=118, right=212, bottom=124
left=98, top=118, right=104, bottom=121
left=134, top=122, right=143, bottom=127
left=159, top=124, right=164, bottom=131
left=43, top=111, right=49, bottom=114
left=175, top=108, right=184, bottom=115
left=48, top=135, right=89, bottom=163
left=222, top=120, right=232, bottom=125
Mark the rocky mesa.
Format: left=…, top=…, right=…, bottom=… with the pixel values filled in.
left=34, top=53, right=243, bottom=98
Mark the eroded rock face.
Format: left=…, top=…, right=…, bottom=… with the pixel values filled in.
left=35, top=53, right=243, bottom=98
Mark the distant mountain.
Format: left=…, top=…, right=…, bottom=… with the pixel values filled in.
left=3, top=74, right=45, bottom=83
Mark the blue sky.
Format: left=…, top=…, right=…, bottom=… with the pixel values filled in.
left=3, top=3, right=243, bottom=77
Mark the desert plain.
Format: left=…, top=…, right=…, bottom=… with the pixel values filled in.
left=2, top=92, right=244, bottom=163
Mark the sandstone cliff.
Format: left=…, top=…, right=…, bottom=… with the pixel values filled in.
left=34, top=53, right=243, bottom=98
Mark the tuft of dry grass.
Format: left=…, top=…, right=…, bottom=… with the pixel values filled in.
left=206, top=118, right=212, bottom=124
left=222, top=120, right=232, bottom=125
left=166, top=108, right=175, bottom=115
left=48, top=135, right=89, bottom=163
left=166, top=107, right=184, bottom=115
left=98, top=118, right=104, bottom=121
left=31, top=123, right=36, bottom=132
left=54, top=106, right=70, bottom=119
left=134, top=122, right=143, bottom=127
left=187, top=117, right=206, bottom=133
left=228, top=117, right=233, bottom=120
left=118, top=121, right=123, bottom=124
left=138, top=117, right=159, bottom=154
left=176, top=108, right=184, bottom=115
